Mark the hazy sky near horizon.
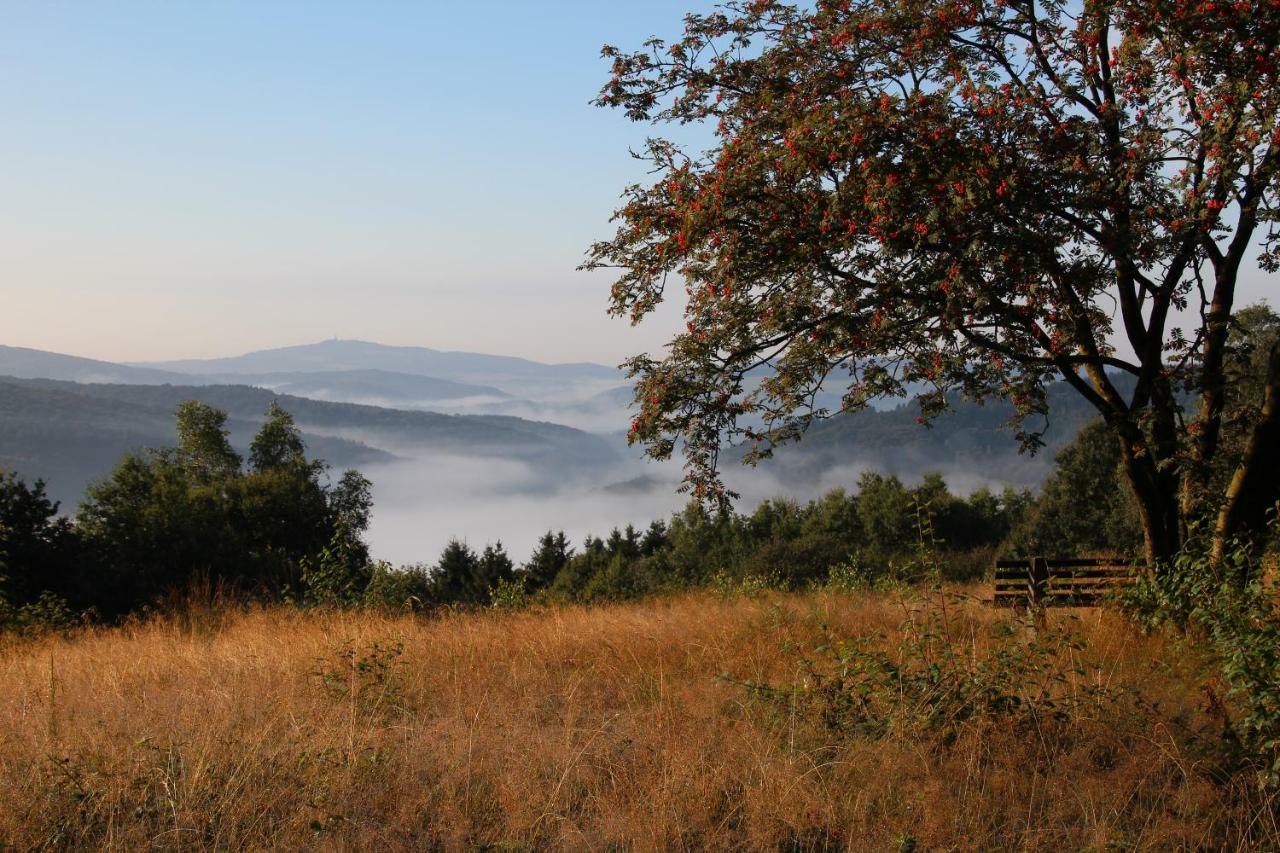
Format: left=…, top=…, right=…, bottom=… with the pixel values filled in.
left=1, top=1, right=713, bottom=365
left=1, top=2, right=1273, bottom=367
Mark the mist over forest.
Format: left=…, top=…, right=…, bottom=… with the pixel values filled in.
left=0, top=339, right=1102, bottom=566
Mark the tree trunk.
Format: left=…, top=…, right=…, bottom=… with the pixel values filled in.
left=1212, top=341, right=1280, bottom=570
left=1115, top=430, right=1182, bottom=568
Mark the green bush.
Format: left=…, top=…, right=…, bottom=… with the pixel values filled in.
left=0, top=588, right=78, bottom=636
left=711, top=567, right=778, bottom=598
left=362, top=563, right=432, bottom=612
left=741, top=533, right=848, bottom=589
left=300, top=524, right=371, bottom=606
left=489, top=575, right=531, bottom=610
left=1123, top=542, right=1280, bottom=785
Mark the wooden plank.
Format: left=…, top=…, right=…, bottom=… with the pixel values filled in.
left=1050, top=565, right=1135, bottom=573
left=1063, top=573, right=1128, bottom=579
left=1046, top=588, right=1129, bottom=598
left=996, top=576, right=1131, bottom=589
left=1047, top=586, right=1130, bottom=594
left=1049, top=574, right=1135, bottom=583
left=1044, top=558, right=1130, bottom=568
left=988, top=560, right=1131, bottom=573
left=997, top=558, right=1132, bottom=570
left=997, top=564, right=1132, bottom=574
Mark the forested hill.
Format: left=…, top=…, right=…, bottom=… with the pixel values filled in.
left=767, top=379, right=1116, bottom=488
left=0, top=377, right=618, bottom=507
left=203, top=369, right=511, bottom=407
left=0, top=367, right=1121, bottom=511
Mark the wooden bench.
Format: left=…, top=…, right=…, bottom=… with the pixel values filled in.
left=993, top=557, right=1135, bottom=608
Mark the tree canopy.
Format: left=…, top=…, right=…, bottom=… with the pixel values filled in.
left=77, top=401, right=374, bottom=614
left=585, top=0, right=1280, bottom=566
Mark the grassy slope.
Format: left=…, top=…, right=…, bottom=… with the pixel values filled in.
left=0, top=589, right=1271, bottom=850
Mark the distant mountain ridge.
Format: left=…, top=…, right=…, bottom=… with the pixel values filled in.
left=0, top=341, right=1109, bottom=507
left=208, top=369, right=512, bottom=407
left=772, top=380, right=1103, bottom=487
left=0, top=341, right=630, bottom=430
left=133, top=339, right=622, bottom=393
left=0, top=344, right=194, bottom=385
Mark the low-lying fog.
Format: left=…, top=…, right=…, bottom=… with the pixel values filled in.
left=359, top=449, right=1014, bottom=568
left=266, top=373, right=1030, bottom=566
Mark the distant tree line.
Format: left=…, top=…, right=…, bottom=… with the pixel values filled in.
left=1, top=394, right=1146, bottom=627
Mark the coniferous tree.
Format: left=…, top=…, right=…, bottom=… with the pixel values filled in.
left=523, top=531, right=573, bottom=591
left=0, top=472, right=84, bottom=611
left=430, top=539, right=483, bottom=604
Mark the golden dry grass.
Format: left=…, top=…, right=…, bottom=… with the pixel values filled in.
left=0, top=588, right=1275, bottom=850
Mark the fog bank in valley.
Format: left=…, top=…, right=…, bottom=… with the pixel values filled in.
left=360, top=447, right=1022, bottom=568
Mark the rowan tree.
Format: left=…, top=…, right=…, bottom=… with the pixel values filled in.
left=584, top=0, right=1280, bottom=567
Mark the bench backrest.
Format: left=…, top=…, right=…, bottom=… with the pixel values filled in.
left=993, top=557, right=1135, bottom=608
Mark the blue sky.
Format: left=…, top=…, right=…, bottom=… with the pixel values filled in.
left=1, top=2, right=1272, bottom=366
left=0, top=1, right=713, bottom=364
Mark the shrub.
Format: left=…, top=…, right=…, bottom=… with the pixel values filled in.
left=489, top=576, right=531, bottom=610
left=299, top=523, right=372, bottom=606
left=1124, top=542, right=1280, bottom=785
left=0, top=588, right=78, bottom=637
left=741, top=533, right=848, bottom=589
left=727, top=592, right=1118, bottom=750
left=824, top=557, right=878, bottom=593
left=711, top=567, right=777, bottom=598
left=362, top=563, right=432, bottom=612
left=309, top=638, right=406, bottom=720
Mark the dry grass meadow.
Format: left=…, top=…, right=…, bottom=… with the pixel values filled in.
left=1, top=587, right=1276, bottom=850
